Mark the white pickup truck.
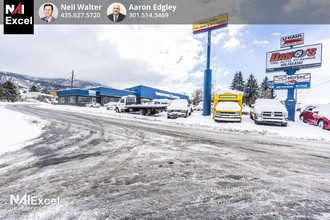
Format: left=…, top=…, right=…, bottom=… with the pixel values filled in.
left=114, top=95, right=168, bottom=115
left=167, top=99, right=191, bottom=119
left=250, top=99, right=288, bottom=126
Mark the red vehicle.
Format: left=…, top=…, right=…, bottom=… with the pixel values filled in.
left=299, top=104, right=330, bottom=130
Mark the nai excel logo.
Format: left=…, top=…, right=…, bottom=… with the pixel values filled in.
left=3, top=0, right=34, bottom=34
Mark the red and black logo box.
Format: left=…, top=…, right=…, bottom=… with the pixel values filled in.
left=3, top=0, right=34, bottom=34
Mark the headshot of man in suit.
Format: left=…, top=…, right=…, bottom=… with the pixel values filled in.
left=41, top=3, right=56, bottom=23
left=108, top=3, right=126, bottom=22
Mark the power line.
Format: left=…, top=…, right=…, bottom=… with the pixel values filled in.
left=311, top=80, right=330, bottom=89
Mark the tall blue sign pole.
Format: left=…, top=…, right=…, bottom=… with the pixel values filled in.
left=193, top=13, right=228, bottom=116
left=203, top=30, right=212, bottom=116
left=284, top=69, right=297, bottom=121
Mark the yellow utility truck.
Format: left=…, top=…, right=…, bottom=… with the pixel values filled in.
left=212, top=91, right=243, bottom=122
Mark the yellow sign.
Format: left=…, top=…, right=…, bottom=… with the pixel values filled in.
left=52, top=92, right=57, bottom=97
left=193, top=13, right=228, bottom=34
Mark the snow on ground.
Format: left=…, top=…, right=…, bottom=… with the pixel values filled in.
left=0, top=102, right=48, bottom=155
left=38, top=103, right=330, bottom=142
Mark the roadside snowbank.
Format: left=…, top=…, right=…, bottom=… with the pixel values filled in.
left=0, top=103, right=47, bottom=155
left=39, top=104, right=330, bottom=142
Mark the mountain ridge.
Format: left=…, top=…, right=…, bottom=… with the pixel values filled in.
left=0, top=71, right=105, bottom=93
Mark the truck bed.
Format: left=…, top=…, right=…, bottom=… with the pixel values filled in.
left=125, top=104, right=168, bottom=109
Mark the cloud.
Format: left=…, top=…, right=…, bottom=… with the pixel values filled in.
left=271, top=33, right=282, bottom=37
left=0, top=25, right=205, bottom=95
left=282, top=0, right=330, bottom=14
left=223, top=37, right=243, bottom=50
left=252, top=40, right=270, bottom=46
left=188, top=0, right=246, bottom=24
left=99, top=25, right=203, bottom=88
left=213, top=25, right=247, bottom=51
left=282, top=0, right=308, bottom=13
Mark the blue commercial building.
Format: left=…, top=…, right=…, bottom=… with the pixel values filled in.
left=57, top=87, right=135, bottom=106
left=57, top=85, right=189, bottom=106
left=125, top=85, right=189, bottom=101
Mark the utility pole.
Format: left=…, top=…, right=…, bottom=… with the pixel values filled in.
left=70, top=70, right=75, bottom=88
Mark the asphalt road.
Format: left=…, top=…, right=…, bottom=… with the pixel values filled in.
left=1, top=105, right=329, bottom=219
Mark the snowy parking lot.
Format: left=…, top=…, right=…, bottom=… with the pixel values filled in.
left=0, top=103, right=329, bottom=219
left=40, top=103, right=330, bottom=142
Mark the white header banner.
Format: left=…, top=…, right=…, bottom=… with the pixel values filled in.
left=266, top=43, right=322, bottom=73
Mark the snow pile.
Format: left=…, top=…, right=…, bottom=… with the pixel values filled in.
left=215, top=101, right=240, bottom=111
left=0, top=103, right=47, bottom=155
left=167, top=99, right=188, bottom=110
left=254, top=99, right=287, bottom=113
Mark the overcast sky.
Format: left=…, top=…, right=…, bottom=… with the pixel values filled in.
left=1, top=0, right=330, bottom=104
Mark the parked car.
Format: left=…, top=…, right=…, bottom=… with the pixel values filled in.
left=104, top=102, right=117, bottom=110
left=250, top=99, right=288, bottom=126
left=299, top=104, right=330, bottom=130
left=167, top=99, right=191, bottom=119
left=195, top=102, right=203, bottom=111
left=85, top=102, right=101, bottom=108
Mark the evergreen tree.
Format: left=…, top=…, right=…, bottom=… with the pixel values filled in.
left=30, top=85, right=39, bottom=92
left=1, top=81, right=20, bottom=102
left=0, top=85, right=4, bottom=100
left=259, top=76, right=270, bottom=98
left=270, top=88, right=277, bottom=99
left=230, top=71, right=245, bottom=92
left=259, top=76, right=277, bottom=99
left=244, top=74, right=259, bottom=105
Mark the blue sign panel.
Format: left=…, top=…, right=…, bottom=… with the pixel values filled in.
left=274, top=82, right=311, bottom=90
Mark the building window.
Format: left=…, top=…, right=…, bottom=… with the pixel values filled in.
left=68, top=96, right=76, bottom=103
left=103, top=97, right=120, bottom=103
left=78, top=96, right=91, bottom=103
left=59, top=97, right=65, bottom=103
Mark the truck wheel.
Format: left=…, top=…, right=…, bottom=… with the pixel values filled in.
left=115, top=107, right=119, bottom=113
left=139, top=109, right=146, bottom=115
